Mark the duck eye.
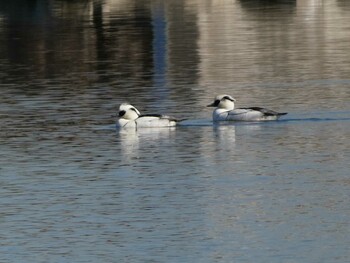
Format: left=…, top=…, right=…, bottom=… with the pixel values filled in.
left=119, top=110, right=126, bottom=117
left=214, top=99, right=220, bottom=106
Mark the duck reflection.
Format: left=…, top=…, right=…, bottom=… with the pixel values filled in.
left=200, top=124, right=237, bottom=165
left=213, top=124, right=236, bottom=145
left=204, top=123, right=269, bottom=165
left=118, top=127, right=176, bottom=163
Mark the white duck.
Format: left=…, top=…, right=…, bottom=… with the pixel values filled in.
left=207, top=94, right=287, bottom=121
left=116, top=103, right=178, bottom=128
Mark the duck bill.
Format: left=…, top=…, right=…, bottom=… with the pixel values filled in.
left=207, top=103, right=215, bottom=107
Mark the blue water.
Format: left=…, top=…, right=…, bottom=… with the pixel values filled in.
left=0, top=1, right=350, bottom=262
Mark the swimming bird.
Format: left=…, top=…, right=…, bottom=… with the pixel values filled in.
left=207, top=94, right=287, bottom=121
left=116, top=103, right=178, bottom=128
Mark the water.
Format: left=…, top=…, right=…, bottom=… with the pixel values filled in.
left=0, top=0, right=349, bottom=262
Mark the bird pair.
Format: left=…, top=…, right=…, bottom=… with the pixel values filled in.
left=117, top=94, right=287, bottom=128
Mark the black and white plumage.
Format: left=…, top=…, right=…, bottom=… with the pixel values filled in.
left=116, top=103, right=178, bottom=128
left=207, top=94, right=287, bottom=121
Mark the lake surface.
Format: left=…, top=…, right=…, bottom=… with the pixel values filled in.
left=0, top=0, right=349, bottom=262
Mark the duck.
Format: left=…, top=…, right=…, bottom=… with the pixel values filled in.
left=116, top=103, right=178, bottom=128
left=207, top=94, right=287, bottom=121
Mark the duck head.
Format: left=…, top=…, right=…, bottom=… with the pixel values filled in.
left=207, top=94, right=236, bottom=110
left=118, top=103, right=141, bottom=121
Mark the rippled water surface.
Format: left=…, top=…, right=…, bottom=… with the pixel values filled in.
left=1, top=1, right=350, bottom=262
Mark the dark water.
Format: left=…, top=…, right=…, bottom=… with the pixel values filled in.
left=0, top=1, right=349, bottom=262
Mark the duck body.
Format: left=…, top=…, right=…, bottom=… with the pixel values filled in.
left=213, top=107, right=287, bottom=121
left=208, top=95, right=287, bottom=122
left=116, top=103, right=177, bottom=128
left=118, top=115, right=177, bottom=128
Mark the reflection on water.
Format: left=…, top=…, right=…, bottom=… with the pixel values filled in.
left=118, top=127, right=176, bottom=164
left=0, top=0, right=350, bottom=262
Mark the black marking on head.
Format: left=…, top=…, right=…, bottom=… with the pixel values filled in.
left=119, top=110, right=126, bottom=117
left=223, top=96, right=234, bottom=102
left=130, top=107, right=139, bottom=116
left=214, top=99, right=220, bottom=106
